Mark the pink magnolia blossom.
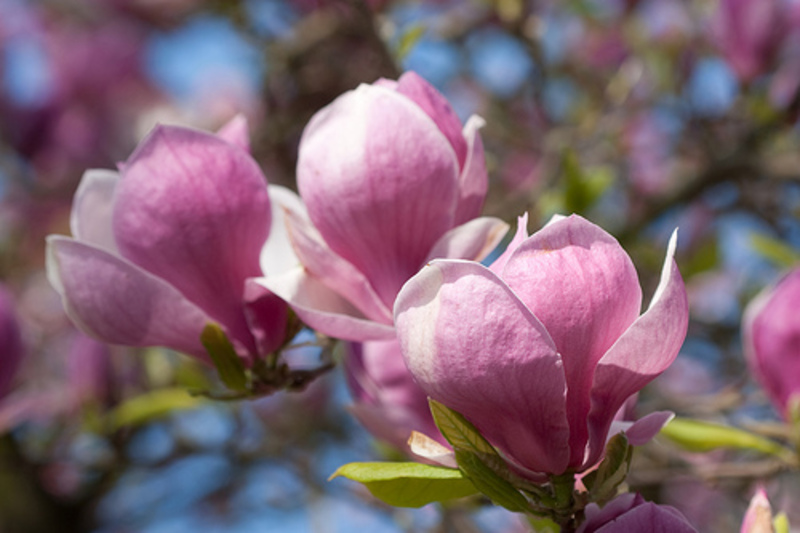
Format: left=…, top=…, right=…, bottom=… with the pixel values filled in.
left=743, top=268, right=800, bottom=418
left=578, top=493, right=697, bottom=533
left=0, top=286, right=24, bottom=399
left=395, top=214, right=688, bottom=479
left=345, top=339, right=446, bottom=452
left=257, top=71, right=507, bottom=341
left=0, top=5, right=162, bottom=185
left=740, top=487, right=774, bottom=533
left=46, top=117, right=297, bottom=366
left=711, top=0, right=787, bottom=82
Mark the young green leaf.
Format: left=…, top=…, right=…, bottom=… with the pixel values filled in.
left=108, top=388, right=203, bottom=430
left=660, top=418, right=795, bottom=461
left=751, top=234, right=800, bottom=268
left=582, top=433, right=632, bottom=505
left=329, top=462, right=478, bottom=508
left=200, top=323, right=248, bottom=392
left=562, top=150, right=613, bottom=215
left=528, top=516, right=560, bottom=533
left=429, top=399, right=497, bottom=456
left=454, top=450, right=531, bottom=513
left=774, top=512, right=790, bottom=533
left=395, top=25, right=425, bottom=61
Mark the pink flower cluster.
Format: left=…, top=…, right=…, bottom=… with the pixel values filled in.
left=47, top=71, right=691, bottom=495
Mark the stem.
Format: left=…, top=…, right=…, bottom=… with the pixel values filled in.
left=549, top=472, right=578, bottom=533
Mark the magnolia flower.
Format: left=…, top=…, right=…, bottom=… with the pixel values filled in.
left=711, top=0, right=786, bottom=82
left=743, top=268, right=800, bottom=418
left=345, top=339, right=446, bottom=452
left=0, top=286, right=24, bottom=399
left=578, top=493, right=697, bottom=533
left=257, top=71, right=507, bottom=341
left=740, top=487, right=774, bottom=533
left=47, top=117, right=298, bottom=366
left=395, top=214, right=688, bottom=479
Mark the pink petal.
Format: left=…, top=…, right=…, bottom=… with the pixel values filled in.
left=453, top=115, right=489, bottom=225
left=600, top=503, right=698, bottom=532
left=70, top=169, right=120, bottom=253
left=346, top=340, right=412, bottom=404
left=373, top=78, right=397, bottom=90
left=580, top=493, right=642, bottom=533
left=394, top=71, right=468, bottom=168
left=741, top=487, right=772, bottom=533
left=608, top=411, right=675, bottom=447
left=488, top=213, right=529, bottom=276
left=585, top=230, right=688, bottom=469
left=407, top=431, right=457, bottom=468
left=46, top=236, right=212, bottom=362
left=501, top=214, right=643, bottom=467
left=297, top=83, right=460, bottom=307
left=579, top=494, right=697, bottom=533
left=346, top=340, right=445, bottom=447
left=425, top=217, right=509, bottom=264
left=348, top=403, right=418, bottom=453
left=112, top=124, right=270, bottom=353
left=260, top=185, right=303, bottom=277
left=243, top=280, right=289, bottom=357
left=394, top=259, right=571, bottom=476
left=743, top=268, right=800, bottom=417
left=254, top=269, right=396, bottom=341
left=282, top=206, right=391, bottom=324
left=215, top=114, right=251, bottom=152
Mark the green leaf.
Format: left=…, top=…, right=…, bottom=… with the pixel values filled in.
left=582, top=433, right=632, bottom=505
left=200, top=323, right=248, bottom=392
left=454, top=450, right=530, bottom=513
left=681, top=238, right=719, bottom=277
left=561, top=151, right=614, bottom=215
left=395, top=25, right=425, bottom=61
left=528, top=516, right=560, bottom=533
left=660, top=418, right=794, bottom=460
left=329, top=462, right=478, bottom=508
left=751, top=233, right=800, bottom=268
left=108, top=388, right=203, bottom=430
left=774, top=512, right=790, bottom=533
left=429, top=399, right=497, bottom=456
left=428, top=400, right=545, bottom=508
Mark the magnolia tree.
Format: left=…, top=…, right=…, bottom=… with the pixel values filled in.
left=2, top=0, right=800, bottom=532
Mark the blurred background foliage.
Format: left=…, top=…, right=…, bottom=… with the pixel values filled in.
left=2, top=0, right=800, bottom=531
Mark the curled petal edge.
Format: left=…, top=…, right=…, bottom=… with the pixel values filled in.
left=454, top=115, right=489, bottom=225
left=425, top=216, right=509, bottom=264
left=585, top=229, right=688, bottom=468
left=70, top=169, right=120, bottom=253
left=608, top=410, right=675, bottom=447
left=260, top=185, right=305, bottom=277
left=254, top=268, right=396, bottom=342
left=282, top=205, right=392, bottom=325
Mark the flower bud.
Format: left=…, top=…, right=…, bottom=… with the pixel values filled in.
left=743, top=268, right=800, bottom=419
left=257, top=71, right=507, bottom=342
